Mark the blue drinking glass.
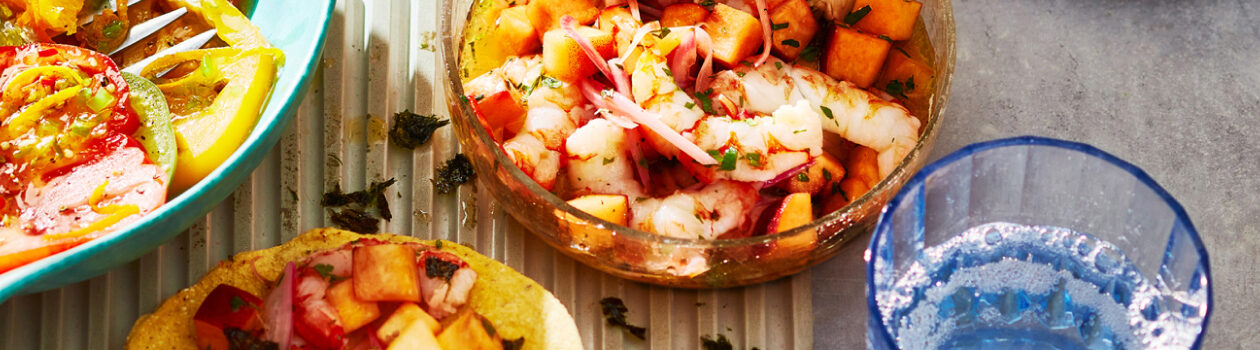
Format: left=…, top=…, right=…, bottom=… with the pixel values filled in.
left=866, top=137, right=1211, bottom=349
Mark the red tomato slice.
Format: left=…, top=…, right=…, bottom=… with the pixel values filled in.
left=0, top=43, right=164, bottom=274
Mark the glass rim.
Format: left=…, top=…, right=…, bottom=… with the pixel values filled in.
left=438, top=1, right=955, bottom=249
left=863, top=136, right=1213, bottom=349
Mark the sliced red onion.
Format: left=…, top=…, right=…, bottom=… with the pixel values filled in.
left=249, top=256, right=270, bottom=283
left=263, top=262, right=296, bottom=349
left=581, top=79, right=718, bottom=164
left=763, top=158, right=816, bottom=187
left=607, top=57, right=632, bottom=97
left=619, top=22, right=658, bottom=63
left=628, top=0, right=641, bottom=22
left=561, top=15, right=624, bottom=93
left=752, top=0, right=772, bottom=67
left=624, top=128, right=651, bottom=189
left=670, top=30, right=697, bottom=88
left=694, top=27, right=716, bottom=92
left=577, top=78, right=638, bottom=128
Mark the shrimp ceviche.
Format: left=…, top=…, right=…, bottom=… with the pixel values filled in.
left=461, top=0, right=935, bottom=247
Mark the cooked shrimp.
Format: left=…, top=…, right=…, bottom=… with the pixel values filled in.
left=710, top=57, right=921, bottom=177
left=293, top=269, right=345, bottom=347
left=629, top=180, right=758, bottom=240
left=417, top=251, right=477, bottom=319
left=469, top=55, right=587, bottom=190
left=564, top=118, right=645, bottom=197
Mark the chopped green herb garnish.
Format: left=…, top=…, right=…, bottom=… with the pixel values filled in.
left=895, top=46, right=911, bottom=58
left=844, top=5, right=872, bottom=26
left=906, top=76, right=916, bottom=90
left=662, top=67, right=674, bottom=78
left=772, top=22, right=789, bottom=30
left=684, top=101, right=696, bottom=109
left=877, top=34, right=892, bottom=42
left=719, top=149, right=738, bottom=171
left=793, top=128, right=806, bottom=134
left=229, top=295, right=245, bottom=312
left=744, top=152, right=763, bottom=167
left=539, top=75, right=563, bottom=88
left=781, top=39, right=800, bottom=47
left=601, top=88, right=614, bottom=98
left=796, top=171, right=810, bottom=182
left=313, top=264, right=336, bottom=280
left=886, top=80, right=907, bottom=99
left=736, top=71, right=746, bottom=77
left=800, top=45, right=821, bottom=62
left=823, top=168, right=833, bottom=182
left=700, top=0, right=716, bottom=6
left=654, top=27, right=672, bottom=38
left=707, top=149, right=722, bottom=158
left=694, top=89, right=718, bottom=114
left=820, top=105, right=834, bottom=119
left=775, top=61, right=783, bottom=70
left=603, top=157, right=615, bottom=165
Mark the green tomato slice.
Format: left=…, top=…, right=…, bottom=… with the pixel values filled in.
left=122, top=72, right=178, bottom=182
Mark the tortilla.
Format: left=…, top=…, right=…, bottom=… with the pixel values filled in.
left=125, top=228, right=583, bottom=350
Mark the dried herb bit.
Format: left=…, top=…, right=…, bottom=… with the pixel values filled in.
left=771, top=22, right=788, bottom=30
left=781, top=39, right=800, bottom=47
left=885, top=79, right=909, bottom=99
left=799, top=44, right=822, bottom=62
left=313, top=263, right=338, bottom=281
left=433, top=154, right=477, bottom=194
left=322, top=178, right=397, bottom=227
left=224, top=327, right=279, bottom=350
left=389, top=110, right=450, bottom=149
left=229, top=295, right=245, bottom=312
left=330, top=208, right=379, bottom=233
left=701, top=334, right=734, bottom=350
left=600, top=297, right=647, bottom=340
left=425, top=256, right=460, bottom=280
left=844, top=5, right=872, bottom=26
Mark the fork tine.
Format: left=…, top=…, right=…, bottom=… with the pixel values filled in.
left=122, top=29, right=218, bottom=75
left=109, top=7, right=188, bottom=55
left=79, top=0, right=145, bottom=26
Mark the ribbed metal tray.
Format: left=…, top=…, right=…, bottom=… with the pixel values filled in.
left=0, top=0, right=815, bottom=348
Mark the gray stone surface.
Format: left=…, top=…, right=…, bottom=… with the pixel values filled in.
left=813, top=0, right=1260, bottom=348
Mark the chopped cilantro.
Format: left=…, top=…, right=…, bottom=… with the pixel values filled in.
left=662, top=67, right=674, bottom=78
left=313, top=264, right=336, bottom=280
left=229, top=295, right=245, bottom=312
left=895, top=46, right=911, bottom=58
left=771, top=22, right=789, bottom=30
left=823, top=168, right=833, bottom=182
left=653, top=27, right=671, bottom=38
left=775, top=61, right=783, bottom=70
left=699, top=0, right=716, bottom=6
left=433, top=154, right=476, bottom=194
left=820, top=105, right=834, bottom=119
left=389, top=110, right=449, bottom=149
left=744, top=153, right=763, bottom=167
left=878, top=34, right=892, bottom=42
left=736, top=71, right=746, bottom=77
left=603, top=157, right=615, bottom=165
left=886, top=80, right=907, bottom=99
left=800, top=45, right=821, bottom=62
left=906, top=76, right=916, bottom=90
left=796, top=171, right=810, bottom=182
left=793, top=128, right=806, bottom=134
left=719, top=149, right=738, bottom=171
left=684, top=101, right=696, bottom=109
left=844, top=5, right=872, bottom=26
left=539, top=75, right=563, bottom=88
left=781, top=39, right=800, bottom=47
left=694, top=89, right=718, bottom=114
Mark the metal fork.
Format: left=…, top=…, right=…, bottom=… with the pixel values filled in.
left=78, top=0, right=219, bottom=75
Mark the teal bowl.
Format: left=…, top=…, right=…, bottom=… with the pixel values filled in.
left=0, top=0, right=335, bottom=303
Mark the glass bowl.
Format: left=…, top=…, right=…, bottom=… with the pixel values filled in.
left=0, top=0, right=336, bottom=302
left=441, top=0, right=956, bottom=287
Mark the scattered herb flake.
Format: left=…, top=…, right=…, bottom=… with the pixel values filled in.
left=433, top=154, right=476, bottom=194
left=313, top=264, right=336, bottom=281
left=389, top=110, right=450, bottom=149
left=775, top=61, right=783, bottom=70
left=662, top=67, right=674, bottom=78
left=781, top=39, right=800, bottom=47
left=844, top=5, right=872, bottom=26
left=603, top=157, right=615, bottom=165
left=224, top=327, right=280, bottom=349
left=820, top=105, right=835, bottom=119
left=719, top=149, right=738, bottom=171
left=823, top=168, right=833, bottom=182
left=878, top=34, right=892, bottom=42
left=684, top=101, right=696, bottom=109
left=501, top=338, right=525, bottom=350
left=800, top=45, right=821, bottom=62
left=330, top=208, right=379, bottom=233
left=425, top=256, right=460, bottom=280
left=700, top=0, right=715, bottom=6
left=793, top=128, right=806, bottom=134
left=745, top=152, right=763, bottom=167
left=694, top=89, right=718, bottom=114
left=906, top=76, right=916, bottom=91
left=701, top=334, right=734, bottom=350
left=600, top=297, right=647, bottom=340
left=886, top=80, right=907, bottom=99
left=539, top=75, right=563, bottom=88
left=771, top=22, right=788, bottom=30
left=654, top=27, right=671, bottom=38
left=229, top=295, right=245, bottom=312
left=796, top=171, right=810, bottom=182
left=895, top=46, right=911, bottom=58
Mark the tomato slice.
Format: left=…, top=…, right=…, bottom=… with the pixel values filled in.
left=0, top=43, right=168, bottom=273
